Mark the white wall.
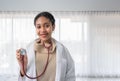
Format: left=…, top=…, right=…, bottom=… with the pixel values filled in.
left=0, top=0, right=120, bottom=11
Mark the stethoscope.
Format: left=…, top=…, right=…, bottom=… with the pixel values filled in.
left=20, top=41, right=52, bottom=79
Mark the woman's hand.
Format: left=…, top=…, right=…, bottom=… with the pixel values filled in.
left=16, top=49, right=28, bottom=76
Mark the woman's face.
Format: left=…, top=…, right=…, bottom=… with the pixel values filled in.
left=35, top=16, right=55, bottom=42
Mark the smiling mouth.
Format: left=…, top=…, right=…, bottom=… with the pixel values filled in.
left=40, top=34, right=48, bottom=37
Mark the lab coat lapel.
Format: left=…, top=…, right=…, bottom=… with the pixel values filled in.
left=55, top=43, right=62, bottom=81
left=55, top=41, right=66, bottom=81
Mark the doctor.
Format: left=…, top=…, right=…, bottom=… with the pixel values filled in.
left=16, top=11, right=75, bottom=81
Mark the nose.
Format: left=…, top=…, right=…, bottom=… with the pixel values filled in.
left=41, top=26, right=46, bottom=32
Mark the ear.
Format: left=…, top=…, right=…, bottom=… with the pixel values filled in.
left=52, top=25, right=55, bottom=31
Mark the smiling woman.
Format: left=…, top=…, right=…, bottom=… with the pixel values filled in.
left=16, top=11, right=75, bottom=81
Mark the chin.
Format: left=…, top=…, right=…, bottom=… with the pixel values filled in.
left=41, top=38, right=49, bottom=42
left=39, top=36, right=51, bottom=41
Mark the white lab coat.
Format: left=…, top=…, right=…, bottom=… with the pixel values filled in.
left=18, top=39, right=75, bottom=81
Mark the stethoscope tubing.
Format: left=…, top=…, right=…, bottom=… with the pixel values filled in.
left=21, top=42, right=52, bottom=79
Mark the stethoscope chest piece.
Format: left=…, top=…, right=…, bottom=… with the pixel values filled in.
left=20, top=49, right=26, bottom=55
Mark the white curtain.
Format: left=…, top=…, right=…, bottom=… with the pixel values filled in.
left=0, top=11, right=120, bottom=81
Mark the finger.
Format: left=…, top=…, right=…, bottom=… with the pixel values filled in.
left=17, top=54, right=21, bottom=57
left=16, top=55, right=20, bottom=59
left=16, top=56, right=20, bottom=61
left=16, top=49, right=21, bottom=53
left=16, top=56, right=23, bottom=62
left=16, top=52, right=20, bottom=56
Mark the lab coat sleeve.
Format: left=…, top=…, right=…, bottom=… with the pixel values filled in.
left=17, top=41, right=37, bottom=81
left=18, top=75, right=25, bottom=81
left=64, top=47, right=76, bottom=81
left=17, top=66, right=25, bottom=81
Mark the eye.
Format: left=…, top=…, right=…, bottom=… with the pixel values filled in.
left=45, top=24, right=50, bottom=28
left=36, top=25, right=41, bottom=29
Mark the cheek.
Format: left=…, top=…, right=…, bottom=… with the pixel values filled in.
left=47, top=29, right=53, bottom=34
left=36, top=29, right=40, bottom=34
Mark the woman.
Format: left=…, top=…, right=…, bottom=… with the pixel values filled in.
left=16, top=11, right=75, bottom=81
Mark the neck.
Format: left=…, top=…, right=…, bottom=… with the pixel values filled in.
left=42, top=38, right=51, bottom=43
left=41, top=38, right=52, bottom=47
